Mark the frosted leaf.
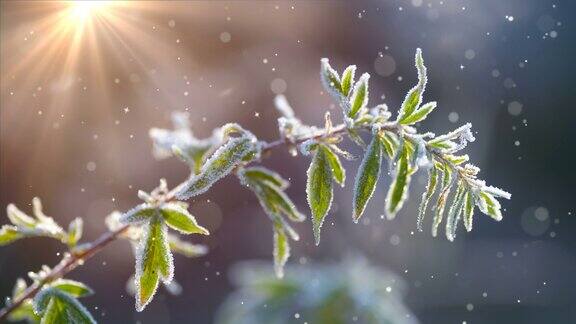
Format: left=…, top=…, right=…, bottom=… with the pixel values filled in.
left=385, top=142, right=414, bottom=220
left=168, top=234, right=208, bottom=258
left=34, top=288, right=96, bottom=324
left=176, top=132, right=260, bottom=200
left=120, top=203, right=157, bottom=224
left=323, top=145, right=346, bottom=186
left=340, top=65, right=357, bottom=97
left=7, top=204, right=36, bottom=229
left=241, top=166, right=289, bottom=190
left=352, top=136, right=382, bottom=222
left=0, top=225, right=22, bottom=246
left=463, top=191, right=475, bottom=232
left=306, top=146, right=334, bottom=245
left=417, top=166, right=438, bottom=231
left=348, top=73, right=370, bottom=118
left=432, top=165, right=454, bottom=237
left=400, top=101, right=437, bottom=125
left=240, top=167, right=305, bottom=223
left=397, top=48, right=427, bottom=123
left=320, top=58, right=342, bottom=100
left=134, top=215, right=174, bottom=312
left=66, top=218, right=83, bottom=247
left=476, top=192, right=503, bottom=221
left=444, top=154, right=469, bottom=165
left=445, top=182, right=466, bottom=241
left=428, top=123, right=475, bottom=154
left=2, top=199, right=66, bottom=244
left=482, top=185, right=512, bottom=200
left=298, top=139, right=318, bottom=156
left=49, top=279, right=93, bottom=298
left=160, top=203, right=209, bottom=235
left=273, top=220, right=290, bottom=278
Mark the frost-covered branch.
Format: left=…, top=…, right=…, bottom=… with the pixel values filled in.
left=0, top=48, right=510, bottom=323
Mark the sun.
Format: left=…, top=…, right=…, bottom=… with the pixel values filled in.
left=66, top=1, right=115, bottom=25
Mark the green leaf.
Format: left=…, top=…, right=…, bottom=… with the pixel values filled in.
left=352, top=136, right=382, bottom=222
left=160, top=203, right=209, bottom=235
left=272, top=220, right=290, bottom=278
left=432, top=165, right=453, bottom=237
left=445, top=183, right=467, bottom=241
left=385, top=142, right=414, bottom=219
left=399, top=101, right=436, bottom=125
left=397, top=48, right=427, bottom=123
left=50, top=279, right=93, bottom=298
left=340, top=65, right=356, bottom=96
left=260, top=184, right=305, bottom=223
left=463, top=190, right=475, bottom=232
left=444, top=154, right=469, bottom=165
left=8, top=299, right=39, bottom=323
left=242, top=167, right=289, bottom=190
left=348, top=73, right=370, bottom=118
left=241, top=167, right=305, bottom=223
left=417, top=166, right=438, bottom=231
left=306, top=147, right=334, bottom=245
left=477, top=192, right=502, bottom=221
left=168, top=234, right=208, bottom=258
left=120, top=204, right=157, bottom=224
left=67, top=218, right=83, bottom=247
left=320, top=58, right=341, bottom=98
left=34, top=288, right=95, bottom=324
left=7, top=204, right=36, bottom=228
left=177, top=136, right=257, bottom=200
left=0, top=225, right=22, bottom=246
left=135, top=216, right=173, bottom=312
left=322, top=145, right=345, bottom=186
left=379, top=131, right=398, bottom=159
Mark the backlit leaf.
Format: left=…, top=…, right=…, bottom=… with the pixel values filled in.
left=340, top=65, right=356, bottom=96
left=160, top=203, right=209, bottom=235
left=385, top=142, right=414, bottom=219
left=397, top=48, right=427, bottom=123
left=445, top=183, right=466, bottom=241
left=177, top=135, right=257, bottom=200
left=417, top=166, right=438, bottom=231
left=135, top=216, right=173, bottom=312
left=352, top=136, right=382, bottom=222
left=0, top=225, right=22, bottom=246
left=348, top=73, right=370, bottom=118
left=34, top=288, right=95, bottom=324
left=463, top=190, right=475, bottom=232
left=399, top=101, right=436, bottom=125
left=273, top=220, right=290, bottom=278
left=322, top=145, right=345, bottom=186
left=306, top=147, right=333, bottom=245
left=432, top=165, right=453, bottom=237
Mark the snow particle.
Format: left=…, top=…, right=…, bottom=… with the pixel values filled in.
left=219, top=32, right=231, bottom=43
left=464, top=49, right=476, bottom=60
left=86, top=161, right=97, bottom=172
